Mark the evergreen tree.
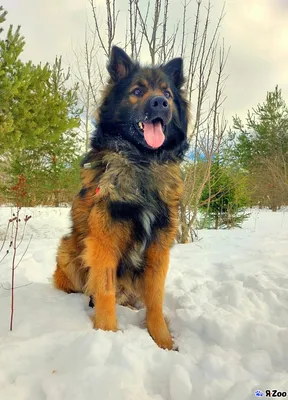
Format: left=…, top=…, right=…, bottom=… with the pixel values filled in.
left=7, top=56, right=82, bottom=206
left=0, top=17, right=26, bottom=147
left=0, top=8, right=82, bottom=206
left=231, top=86, right=288, bottom=169
left=229, top=86, right=288, bottom=209
left=200, top=160, right=250, bottom=229
left=0, top=6, right=7, bottom=31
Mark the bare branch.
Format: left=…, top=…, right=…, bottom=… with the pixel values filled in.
left=15, top=234, right=33, bottom=269
left=151, top=0, right=162, bottom=65
left=186, top=0, right=201, bottom=92
left=0, top=220, right=11, bottom=254
left=161, top=0, right=169, bottom=62
left=180, top=0, right=191, bottom=58
left=90, top=0, right=109, bottom=57
left=1, top=282, right=33, bottom=290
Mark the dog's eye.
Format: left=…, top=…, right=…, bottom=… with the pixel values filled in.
left=133, top=88, right=143, bottom=97
left=163, top=90, right=171, bottom=99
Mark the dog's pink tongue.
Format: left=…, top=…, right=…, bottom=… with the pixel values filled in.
left=143, top=121, right=165, bottom=149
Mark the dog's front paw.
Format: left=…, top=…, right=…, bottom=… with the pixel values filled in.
left=91, top=315, right=118, bottom=332
left=147, top=314, right=174, bottom=350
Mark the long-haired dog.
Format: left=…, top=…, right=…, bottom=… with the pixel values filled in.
left=53, top=46, right=189, bottom=349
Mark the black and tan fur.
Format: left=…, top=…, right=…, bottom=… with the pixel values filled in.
left=53, top=46, right=189, bottom=350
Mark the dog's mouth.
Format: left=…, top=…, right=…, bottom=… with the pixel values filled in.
left=135, top=118, right=166, bottom=149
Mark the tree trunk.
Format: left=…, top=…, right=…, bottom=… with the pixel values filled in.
left=215, top=213, right=219, bottom=229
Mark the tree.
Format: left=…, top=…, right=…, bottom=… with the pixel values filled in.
left=71, top=24, right=103, bottom=152
left=0, top=18, right=26, bottom=150
left=232, top=86, right=288, bottom=168
left=200, top=160, right=250, bottom=229
left=0, top=9, right=82, bottom=206
left=6, top=57, right=82, bottom=206
left=230, top=86, right=288, bottom=210
left=0, top=6, right=7, bottom=32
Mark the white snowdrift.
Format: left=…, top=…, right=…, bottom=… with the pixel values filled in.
left=0, top=207, right=287, bottom=400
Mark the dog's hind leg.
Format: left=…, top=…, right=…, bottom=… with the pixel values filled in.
left=53, top=264, right=76, bottom=293
left=53, top=235, right=81, bottom=294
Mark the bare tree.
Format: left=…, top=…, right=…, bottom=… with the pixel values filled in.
left=1, top=193, right=32, bottom=331
left=128, top=0, right=148, bottom=60
left=179, top=31, right=229, bottom=242
left=89, top=0, right=119, bottom=57
left=71, top=24, right=105, bottom=151
left=249, top=154, right=288, bottom=211
left=164, top=0, right=228, bottom=242
left=135, top=0, right=180, bottom=65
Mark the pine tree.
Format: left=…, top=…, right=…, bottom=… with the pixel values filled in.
left=231, top=86, right=288, bottom=169
left=230, top=86, right=288, bottom=210
left=0, top=16, right=26, bottom=148
left=200, top=160, right=250, bottom=229
left=0, top=9, right=82, bottom=205
left=8, top=57, right=82, bottom=206
left=0, top=6, right=7, bottom=31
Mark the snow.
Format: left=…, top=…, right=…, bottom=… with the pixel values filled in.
left=0, top=206, right=287, bottom=400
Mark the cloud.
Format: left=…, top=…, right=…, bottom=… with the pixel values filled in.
left=2, top=0, right=288, bottom=124
left=1, top=0, right=102, bottom=64
left=223, top=0, right=288, bottom=120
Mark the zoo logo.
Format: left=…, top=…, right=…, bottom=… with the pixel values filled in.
left=255, top=390, right=287, bottom=397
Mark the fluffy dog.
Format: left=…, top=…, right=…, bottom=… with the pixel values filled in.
left=53, top=46, right=189, bottom=349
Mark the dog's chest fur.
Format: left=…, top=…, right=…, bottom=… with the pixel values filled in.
left=81, top=151, right=183, bottom=276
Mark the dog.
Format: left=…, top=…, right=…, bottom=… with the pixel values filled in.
left=53, top=46, right=189, bottom=350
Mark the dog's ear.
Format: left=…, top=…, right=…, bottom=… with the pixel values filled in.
left=107, top=46, right=134, bottom=82
left=162, top=58, right=184, bottom=89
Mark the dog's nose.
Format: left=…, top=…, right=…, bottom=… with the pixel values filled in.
left=149, top=96, right=169, bottom=111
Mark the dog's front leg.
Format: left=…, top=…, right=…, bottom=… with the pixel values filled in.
left=84, top=208, right=126, bottom=332
left=86, top=244, right=117, bottom=332
left=144, top=243, right=173, bottom=350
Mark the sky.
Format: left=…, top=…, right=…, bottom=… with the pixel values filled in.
left=1, top=0, right=288, bottom=125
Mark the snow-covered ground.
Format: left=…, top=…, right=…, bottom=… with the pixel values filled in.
left=0, top=206, right=287, bottom=400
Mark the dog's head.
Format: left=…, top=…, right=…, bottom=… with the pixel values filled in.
left=93, top=46, right=189, bottom=159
